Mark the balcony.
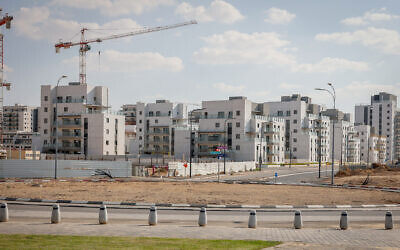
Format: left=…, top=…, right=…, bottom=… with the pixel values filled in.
left=147, top=130, right=169, bottom=135
left=266, top=139, right=280, bottom=144
left=57, top=131, right=82, bottom=139
left=267, top=151, right=280, bottom=155
left=56, top=120, right=82, bottom=128
left=264, top=128, right=279, bottom=134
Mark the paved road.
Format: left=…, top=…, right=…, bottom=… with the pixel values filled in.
left=5, top=203, right=399, bottom=229
left=2, top=203, right=399, bottom=248
left=193, top=165, right=339, bottom=184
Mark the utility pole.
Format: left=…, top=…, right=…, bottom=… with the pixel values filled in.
left=259, top=123, right=263, bottom=170
left=54, top=75, right=67, bottom=179
left=189, top=108, right=205, bottom=178
left=318, top=114, right=322, bottom=178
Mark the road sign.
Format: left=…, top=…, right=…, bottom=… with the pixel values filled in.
left=184, top=163, right=188, bottom=168
left=275, top=172, right=278, bottom=178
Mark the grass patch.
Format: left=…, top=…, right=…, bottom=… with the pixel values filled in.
left=0, top=234, right=280, bottom=249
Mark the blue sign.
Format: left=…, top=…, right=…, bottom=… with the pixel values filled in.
left=274, top=172, right=278, bottom=178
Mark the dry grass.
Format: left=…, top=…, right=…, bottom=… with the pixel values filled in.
left=1, top=181, right=399, bottom=205
left=334, top=165, right=400, bottom=187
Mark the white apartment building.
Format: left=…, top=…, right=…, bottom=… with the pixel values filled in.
left=197, top=97, right=285, bottom=163
left=132, top=100, right=188, bottom=155
left=355, top=125, right=386, bottom=164
left=3, top=104, right=37, bottom=132
left=355, top=92, right=397, bottom=162
left=330, top=120, right=360, bottom=164
left=395, top=111, right=400, bottom=162
left=120, top=104, right=136, bottom=154
left=39, top=82, right=125, bottom=156
left=263, top=94, right=330, bottom=163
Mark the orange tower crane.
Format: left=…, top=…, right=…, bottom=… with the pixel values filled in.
left=0, top=8, right=13, bottom=150
left=55, top=20, right=197, bottom=85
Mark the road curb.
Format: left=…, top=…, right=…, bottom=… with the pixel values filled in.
left=1, top=197, right=399, bottom=209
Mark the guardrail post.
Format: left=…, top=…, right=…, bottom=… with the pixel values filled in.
left=198, top=207, right=207, bottom=227
left=51, top=204, right=61, bottom=224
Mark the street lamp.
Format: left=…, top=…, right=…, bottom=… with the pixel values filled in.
left=315, top=82, right=336, bottom=185
left=55, top=75, right=67, bottom=179
left=189, top=108, right=205, bottom=178
left=223, top=117, right=234, bottom=174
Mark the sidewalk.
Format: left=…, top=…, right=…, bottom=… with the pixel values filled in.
left=0, top=222, right=399, bottom=248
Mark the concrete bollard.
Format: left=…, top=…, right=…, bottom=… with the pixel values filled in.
left=148, top=206, right=157, bottom=226
left=0, top=203, right=9, bottom=222
left=99, top=205, right=108, bottom=224
left=340, top=211, right=348, bottom=230
left=51, top=204, right=61, bottom=224
left=385, top=211, right=394, bottom=230
left=248, top=210, right=257, bottom=228
left=294, top=210, right=302, bottom=229
left=198, top=207, right=207, bottom=227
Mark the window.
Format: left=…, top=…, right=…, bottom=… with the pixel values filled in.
left=106, top=140, right=109, bottom=145
left=236, top=145, right=240, bottom=150
left=106, top=118, right=110, bottom=123
left=139, top=111, right=142, bottom=115
left=293, top=110, right=298, bottom=114
left=44, top=96, right=48, bottom=101
left=218, top=112, right=224, bottom=118
left=293, top=138, right=297, bottom=142
left=148, top=111, right=154, bottom=117
left=44, top=107, right=48, bottom=112
left=155, top=119, right=158, bottom=124
left=156, top=111, right=161, bottom=116
left=139, top=120, right=142, bottom=124
left=228, top=111, right=233, bottom=118
left=293, top=129, right=298, bottom=133
left=293, top=119, right=297, bottom=124
left=293, top=147, right=297, bottom=152
left=106, top=129, right=109, bottom=134
left=64, top=107, right=68, bottom=112
left=139, top=136, right=142, bottom=140
left=236, top=134, right=240, bottom=139
left=236, top=110, right=240, bottom=116
left=215, top=122, right=220, bottom=128
left=44, top=118, right=48, bottom=124
left=286, top=110, right=291, bottom=116
left=44, top=129, right=48, bottom=134
left=66, top=96, right=72, bottom=103
left=277, top=111, right=283, bottom=116
left=236, top=122, right=240, bottom=128
left=139, top=128, right=142, bottom=132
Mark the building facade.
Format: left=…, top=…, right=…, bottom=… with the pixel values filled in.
left=39, top=82, right=125, bottom=156
left=355, top=92, right=397, bottom=162
left=120, top=104, right=137, bottom=154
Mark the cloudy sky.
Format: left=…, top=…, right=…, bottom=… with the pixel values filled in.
left=1, top=0, right=400, bottom=113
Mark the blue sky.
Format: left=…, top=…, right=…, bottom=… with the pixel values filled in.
left=1, top=0, right=400, bottom=113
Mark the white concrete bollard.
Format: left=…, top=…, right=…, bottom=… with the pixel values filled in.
left=385, top=211, right=394, bottom=230
left=248, top=210, right=257, bottom=228
left=148, top=206, right=157, bottom=226
left=198, top=207, right=207, bottom=227
left=0, top=203, right=9, bottom=222
left=340, top=211, right=348, bottom=230
left=51, top=204, right=61, bottom=224
left=99, top=205, right=108, bottom=224
left=294, top=210, right=302, bottom=229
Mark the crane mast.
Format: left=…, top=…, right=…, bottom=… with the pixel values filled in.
left=55, top=20, right=197, bottom=85
left=0, top=8, right=13, bottom=151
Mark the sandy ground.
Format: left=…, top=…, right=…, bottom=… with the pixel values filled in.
left=334, top=167, right=400, bottom=188
left=1, top=181, right=399, bottom=205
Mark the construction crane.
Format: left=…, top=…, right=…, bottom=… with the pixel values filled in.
left=55, top=20, right=197, bottom=85
left=0, top=8, right=13, bottom=152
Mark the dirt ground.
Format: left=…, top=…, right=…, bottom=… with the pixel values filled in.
left=334, top=166, right=400, bottom=188
left=1, top=181, right=399, bottom=205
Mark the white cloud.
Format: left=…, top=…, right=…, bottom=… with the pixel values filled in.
left=62, top=50, right=183, bottom=72
left=264, top=7, right=295, bottom=24
left=213, top=82, right=245, bottom=93
left=316, top=27, right=400, bottom=55
left=14, top=6, right=142, bottom=42
left=193, top=30, right=296, bottom=66
left=341, top=9, right=399, bottom=26
left=294, top=57, right=369, bottom=73
left=175, top=0, right=244, bottom=24
left=51, top=0, right=175, bottom=17
left=336, top=81, right=400, bottom=102
left=194, top=30, right=367, bottom=73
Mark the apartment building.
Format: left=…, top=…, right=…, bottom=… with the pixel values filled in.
left=39, top=82, right=125, bottom=156
left=355, top=92, right=397, bottom=162
left=196, top=97, right=285, bottom=163
left=132, top=100, right=188, bottom=155
left=395, top=111, right=400, bottom=162
left=120, top=104, right=136, bottom=154
left=262, top=94, right=330, bottom=162
left=355, top=125, right=386, bottom=164
left=330, top=120, right=360, bottom=163
left=2, top=104, right=37, bottom=132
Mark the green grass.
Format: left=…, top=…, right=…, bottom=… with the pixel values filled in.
left=0, top=234, right=280, bottom=250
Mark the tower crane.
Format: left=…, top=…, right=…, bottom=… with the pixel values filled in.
left=55, top=20, right=197, bottom=85
left=0, top=8, right=13, bottom=151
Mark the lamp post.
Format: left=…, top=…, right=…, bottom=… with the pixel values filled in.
left=315, top=82, right=336, bottom=185
left=223, top=118, right=233, bottom=174
left=189, top=108, right=205, bottom=178
left=55, top=75, right=67, bottom=179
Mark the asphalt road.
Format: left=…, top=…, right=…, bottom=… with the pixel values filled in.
left=194, top=165, right=339, bottom=184
left=5, top=203, right=399, bottom=229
